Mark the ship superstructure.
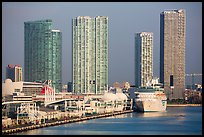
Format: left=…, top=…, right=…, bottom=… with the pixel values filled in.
left=134, top=79, right=167, bottom=112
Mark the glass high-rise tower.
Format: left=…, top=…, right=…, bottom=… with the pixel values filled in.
left=24, top=19, right=62, bottom=92
left=160, top=9, right=186, bottom=99
left=135, top=32, right=153, bottom=88
left=72, top=16, right=108, bottom=94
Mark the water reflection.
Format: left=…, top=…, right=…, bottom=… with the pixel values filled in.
left=134, top=111, right=186, bottom=118
left=135, top=111, right=168, bottom=117
left=105, top=114, right=130, bottom=119
left=127, top=107, right=187, bottom=118
left=98, top=108, right=187, bottom=119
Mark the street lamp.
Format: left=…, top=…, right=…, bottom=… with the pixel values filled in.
left=170, top=86, right=174, bottom=100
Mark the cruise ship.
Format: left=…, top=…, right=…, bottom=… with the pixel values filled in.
left=134, top=80, right=167, bottom=112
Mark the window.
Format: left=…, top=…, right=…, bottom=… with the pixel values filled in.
left=15, top=89, right=20, bottom=92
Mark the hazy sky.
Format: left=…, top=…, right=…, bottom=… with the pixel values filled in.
left=2, top=2, right=202, bottom=86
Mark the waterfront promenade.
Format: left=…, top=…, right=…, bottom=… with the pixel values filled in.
left=12, top=106, right=201, bottom=135
left=2, top=110, right=133, bottom=135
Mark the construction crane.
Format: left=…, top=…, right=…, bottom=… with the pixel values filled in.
left=185, top=73, right=202, bottom=89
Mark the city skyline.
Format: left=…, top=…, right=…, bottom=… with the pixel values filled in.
left=2, top=2, right=202, bottom=86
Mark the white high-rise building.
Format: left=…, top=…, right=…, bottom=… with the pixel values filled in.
left=6, top=64, right=23, bottom=82
left=135, top=32, right=153, bottom=87
left=72, top=16, right=108, bottom=94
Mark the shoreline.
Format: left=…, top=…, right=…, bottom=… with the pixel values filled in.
left=2, top=110, right=133, bottom=135
left=2, top=104, right=202, bottom=134
left=167, top=104, right=202, bottom=107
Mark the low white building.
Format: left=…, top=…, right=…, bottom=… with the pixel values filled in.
left=2, top=79, right=43, bottom=98
left=2, top=79, right=23, bottom=97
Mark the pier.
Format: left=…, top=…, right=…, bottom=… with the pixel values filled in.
left=2, top=110, right=133, bottom=135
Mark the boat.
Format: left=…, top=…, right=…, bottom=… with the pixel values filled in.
left=134, top=79, right=167, bottom=112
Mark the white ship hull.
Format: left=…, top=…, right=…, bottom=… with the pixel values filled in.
left=134, top=78, right=167, bottom=112
left=135, top=100, right=167, bottom=112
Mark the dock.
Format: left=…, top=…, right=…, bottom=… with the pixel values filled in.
left=2, top=110, right=133, bottom=135
left=167, top=104, right=202, bottom=107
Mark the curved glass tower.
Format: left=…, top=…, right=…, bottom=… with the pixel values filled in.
left=24, top=19, right=62, bottom=92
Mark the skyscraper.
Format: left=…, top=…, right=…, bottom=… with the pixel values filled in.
left=135, top=32, right=153, bottom=87
left=6, top=64, right=23, bottom=82
left=24, top=19, right=62, bottom=92
left=72, top=16, right=108, bottom=94
left=160, top=9, right=186, bottom=99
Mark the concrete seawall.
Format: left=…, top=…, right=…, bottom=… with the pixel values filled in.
left=167, top=104, right=202, bottom=107
left=2, top=110, right=133, bottom=135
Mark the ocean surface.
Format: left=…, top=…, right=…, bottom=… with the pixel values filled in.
left=12, top=106, right=202, bottom=135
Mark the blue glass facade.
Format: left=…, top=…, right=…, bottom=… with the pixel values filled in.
left=24, top=19, right=62, bottom=92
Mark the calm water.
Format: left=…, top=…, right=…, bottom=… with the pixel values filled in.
left=13, top=106, right=202, bottom=135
